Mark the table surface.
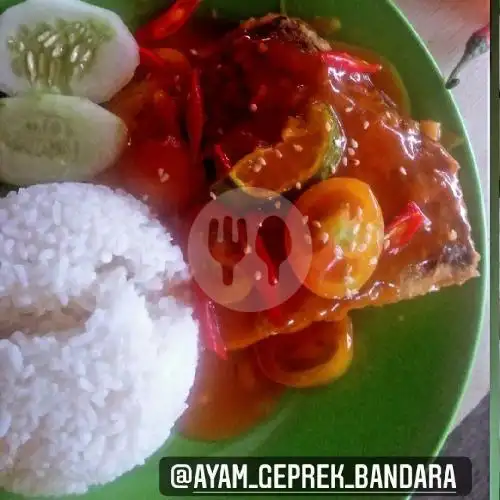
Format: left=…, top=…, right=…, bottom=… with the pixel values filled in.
left=395, top=0, right=490, bottom=428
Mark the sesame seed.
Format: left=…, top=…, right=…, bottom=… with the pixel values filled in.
left=363, top=120, right=370, bottom=130
left=351, top=139, right=359, bottom=149
left=210, top=192, right=217, bottom=200
left=334, top=245, right=343, bottom=258
left=449, top=229, right=458, bottom=241
left=253, top=164, right=263, bottom=173
left=345, top=276, right=355, bottom=285
left=160, top=173, right=170, bottom=183
left=249, top=103, right=258, bottom=112
left=320, top=232, right=330, bottom=244
left=334, top=138, right=343, bottom=147
left=384, top=239, right=390, bottom=250
left=356, top=206, right=363, bottom=218
left=275, top=150, right=283, bottom=159
left=345, top=289, right=353, bottom=299
left=190, top=48, right=199, bottom=56
left=353, top=224, right=361, bottom=235
left=312, top=220, right=322, bottom=228
left=257, top=157, right=267, bottom=166
left=325, top=122, right=332, bottom=132
left=345, top=106, right=353, bottom=113
left=255, top=271, right=263, bottom=281
left=399, top=166, right=407, bottom=176
left=244, top=245, right=252, bottom=255
left=141, top=195, right=149, bottom=202
left=385, top=111, right=391, bottom=119
left=302, top=215, right=309, bottom=224
left=342, top=157, right=348, bottom=166
left=158, top=168, right=164, bottom=177
left=293, top=144, right=303, bottom=152
left=216, top=63, right=222, bottom=70
left=353, top=159, right=360, bottom=166
left=369, top=257, right=378, bottom=266
left=295, top=181, right=302, bottom=190
left=258, top=42, right=268, bottom=53
left=217, top=127, right=224, bottom=134
left=304, top=234, right=312, bottom=244
left=347, top=147, right=355, bottom=156
left=274, top=200, right=281, bottom=209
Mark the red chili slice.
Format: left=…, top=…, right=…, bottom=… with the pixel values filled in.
left=213, top=144, right=232, bottom=174
left=136, top=0, right=201, bottom=44
left=186, top=69, right=205, bottom=162
left=384, top=201, right=428, bottom=254
left=192, top=282, right=228, bottom=360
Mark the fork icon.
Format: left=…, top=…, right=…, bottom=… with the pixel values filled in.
left=208, top=216, right=248, bottom=286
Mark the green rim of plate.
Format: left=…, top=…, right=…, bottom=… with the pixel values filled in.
left=0, top=1, right=487, bottom=500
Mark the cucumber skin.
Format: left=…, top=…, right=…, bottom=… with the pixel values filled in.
left=0, top=94, right=128, bottom=186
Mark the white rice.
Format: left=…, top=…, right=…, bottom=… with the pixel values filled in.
left=0, top=183, right=199, bottom=496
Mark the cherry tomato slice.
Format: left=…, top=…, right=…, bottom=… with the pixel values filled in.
left=289, top=177, right=384, bottom=299
left=255, top=318, right=353, bottom=388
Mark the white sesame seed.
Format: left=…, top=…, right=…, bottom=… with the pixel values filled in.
left=399, top=166, right=407, bottom=176
left=312, top=220, right=322, bottom=228
left=320, top=232, right=329, bottom=244
left=253, top=164, right=263, bottom=173
left=325, top=122, right=332, bottom=132
left=293, top=144, right=303, bottom=152
left=345, top=106, right=353, bottom=113
left=449, top=229, right=458, bottom=241
left=363, top=120, right=370, bottom=130
left=334, top=245, right=343, bottom=258
left=217, top=127, right=224, bottom=134
left=249, top=103, right=258, bottom=112
left=255, top=271, right=263, bottom=281
left=275, top=150, right=283, bottom=159
left=353, top=159, right=360, bottom=166
left=216, top=63, right=222, bottom=70
left=190, top=49, right=199, bottom=56
left=302, top=215, right=309, bottom=224
left=334, top=138, right=343, bottom=147
left=158, top=168, right=164, bottom=177
left=342, top=157, right=348, bottom=166
left=369, top=257, right=378, bottom=265
left=257, top=157, right=267, bottom=166
left=244, top=245, right=252, bottom=255
left=160, top=173, right=170, bottom=183
left=345, top=276, right=355, bottom=285
left=385, top=111, right=391, bottom=119
left=274, top=200, right=281, bottom=209
left=141, top=194, right=149, bottom=202
left=295, top=182, right=302, bottom=190
left=356, top=206, right=363, bottom=218
left=351, top=139, right=359, bottom=149
left=353, top=224, right=361, bottom=235
left=347, top=147, right=355, bottom=156
left=210, top=192, right=217, bottom=200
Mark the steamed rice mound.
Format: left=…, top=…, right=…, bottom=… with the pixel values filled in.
left=0, top=183, right=199, bottom=496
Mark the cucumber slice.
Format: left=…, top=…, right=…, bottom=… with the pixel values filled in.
left=0, top=0, right=139, bottom=103
left=0, top=94, right=128, bottom=185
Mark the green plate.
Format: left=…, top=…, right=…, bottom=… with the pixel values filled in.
left=0, top=1, right=487, bottom=499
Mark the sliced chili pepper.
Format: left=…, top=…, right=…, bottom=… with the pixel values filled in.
left=213, top=144, right=232, bottom=174
left=139, top=46, right=168, bottom=72
left=186, top=68, right=205, bottom=162
left=192, top=282, right=228, bottom=360
left=254, top=234, right=284, bottom=326
left=445, top=22, right=490, bottom=89
left=320, top=51, right=382, bottom=74
left=384, top=201, right=428, bottom=254
left=136, top=0, right=201, bottom=44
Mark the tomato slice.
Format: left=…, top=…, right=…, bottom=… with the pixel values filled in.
left=121, top=136, right=206, bottom=215
left=255, top=318, right=353, bottom=388
left=289, top=177, right=384, bottom=299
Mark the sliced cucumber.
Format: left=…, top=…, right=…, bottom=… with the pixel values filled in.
left=0, top=0, right=139, bottom=103
left=0, top=94, right=128, bottom=185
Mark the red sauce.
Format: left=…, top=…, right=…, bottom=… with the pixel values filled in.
left=105, top=15, right=478, bottom=440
